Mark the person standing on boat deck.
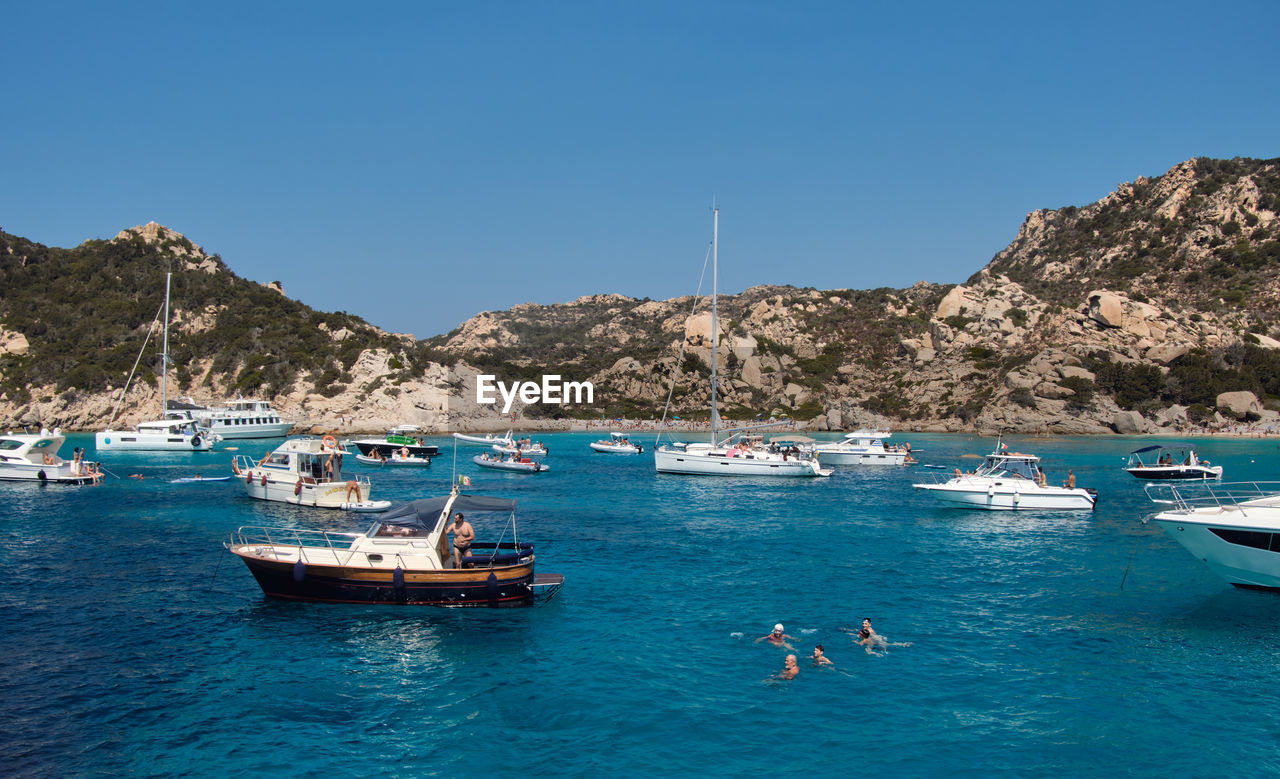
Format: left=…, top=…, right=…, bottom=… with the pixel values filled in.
left=451, top=513, right=475, bottom=567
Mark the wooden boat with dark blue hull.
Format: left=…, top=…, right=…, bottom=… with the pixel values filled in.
left=225, top=490, right=563, bottom=607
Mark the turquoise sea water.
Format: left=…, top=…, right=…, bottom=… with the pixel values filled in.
left=3, top=432, right=1280, bottom=776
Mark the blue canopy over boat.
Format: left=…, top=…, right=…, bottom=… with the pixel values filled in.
left=379, top=494, right=517, bottom=529
left=1129, top=444, right=1165, bottom=454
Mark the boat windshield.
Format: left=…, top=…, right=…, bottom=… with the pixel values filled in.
left=981, top=456, right=1038, bottom=480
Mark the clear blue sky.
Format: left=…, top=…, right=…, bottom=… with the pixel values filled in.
left=4, top=1, right=1277, bottom=338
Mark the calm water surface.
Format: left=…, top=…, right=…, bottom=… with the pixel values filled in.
left=3, top=432, right=1280, bottom=776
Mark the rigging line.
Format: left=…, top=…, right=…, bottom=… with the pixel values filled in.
left=1119, top=534, right=1142, bottom=590
left=656, top=240, right=714, bottom=447
left=106, top=298, right=167, bottom=425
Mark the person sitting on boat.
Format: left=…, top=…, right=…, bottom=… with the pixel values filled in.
left=1065, top=469, right=1076, bottom=489
left=450, top=513, right=475, bottom=567
left=755, top=624, right=794, bottom=648
left=398, top=446, right=410, bottom=460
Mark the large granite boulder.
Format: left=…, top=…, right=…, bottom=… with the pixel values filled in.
left=1216, top=390, right=1262, bottom=419
left=1112, top=410, right=1148, bottom=434
left=1087, top=291, right=1124, bottom=328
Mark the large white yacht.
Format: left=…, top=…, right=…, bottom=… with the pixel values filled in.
left=167, top=397, right=293, bottom=439
left=1145, top=481, right=1280, bottom=590
left=913, top=448, right=1096, bottom=511
left=652, top=208, right=830, bottom=478
left=0, top=428, right=97, bottom=484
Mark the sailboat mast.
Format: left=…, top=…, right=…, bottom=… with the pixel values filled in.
left=161, top=271, right=171, bottom=413
left=710, top=207, right=718, bottom=445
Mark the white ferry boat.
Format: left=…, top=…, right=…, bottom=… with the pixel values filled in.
left=167, top=396, right=293, bottom=439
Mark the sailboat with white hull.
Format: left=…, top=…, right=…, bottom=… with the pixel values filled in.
left=653, top=208, right=830, bottom=478
left=96, top=271, right=213, bottom=452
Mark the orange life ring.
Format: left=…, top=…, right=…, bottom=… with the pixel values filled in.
left=295, top=478, right=303, bottom=496
left=323, top=435, right=338, bottom=449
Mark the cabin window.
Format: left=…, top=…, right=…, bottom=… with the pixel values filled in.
left=1209, top=528, right=1274, bottom=551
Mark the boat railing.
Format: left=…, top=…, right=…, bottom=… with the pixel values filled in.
left=1145, top=481, right=1280, bottom=511
left=229, top=525, right=362, bottom=553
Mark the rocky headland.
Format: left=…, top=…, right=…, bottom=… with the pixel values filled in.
left=2, top=156, right=1279, bottom=435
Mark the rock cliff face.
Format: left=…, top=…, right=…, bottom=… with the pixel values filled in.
left=2, top=157, right=1279, bottom=434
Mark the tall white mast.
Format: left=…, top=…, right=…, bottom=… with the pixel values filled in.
left=161, top=271, right=171, bottom=414
left=710, top=206, right=718, bottom=445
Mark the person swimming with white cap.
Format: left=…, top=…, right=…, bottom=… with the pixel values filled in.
left=755, top=623, right=795, bottom=648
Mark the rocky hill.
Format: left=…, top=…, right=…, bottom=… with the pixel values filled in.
left=3, top=156, right=1279, bottom=435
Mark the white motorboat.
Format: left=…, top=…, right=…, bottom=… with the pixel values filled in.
left=590, top=432, right=643, bottom=454
left=0, top=428, right=97, bottom=484
left=96, top=272, right=213, bottom=453
left=350, top=425, right=439, bottom=460
left=811, top=429, right=914, bottom=467
left=452, top=431, right=514, bottom=446
left=472, top=454, right=549, bottom=473
left=913, top=449, right=1096, bottom=511
left=492, top=438, right=548, bottom=458
left=166, top=396, right=293, bottom=439
left=355, top=452, right=432, bottom=467
left=1144, top=481, right=1280, bottom=589
left=232, top=436, right=373, bottom=508
left=653, top=207, right=830, bottom=478
left=1125, top=444, right=1222, bottom=480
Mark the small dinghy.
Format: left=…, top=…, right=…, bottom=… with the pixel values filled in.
left=589, top=431, right=643, bottom=454
left=355, top=453, right=432, bottom=467
left=473, top=454, right=549, bottom=473
left=170, top=475, right=234, bottom=483
left=341, top=500, right=394, bottom=512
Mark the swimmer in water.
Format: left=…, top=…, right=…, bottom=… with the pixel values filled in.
left=811, top=644, right=833, bottom=667
left=775, top=654, right=799, bottom=680
left=851, top=617, right=912, bottom=655
left=755, top=623, right=795, bottom=649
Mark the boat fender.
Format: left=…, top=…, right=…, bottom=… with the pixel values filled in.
left=38, top=469, right=47, bottom=482
left=261, top=473, right=268, bottom=487
left=246, top=472, right=254, bottom=485
left=191, top=435, right=202, bottom=448
left=486, top=571, right=499, bottom=602
left=292, top=559, right=306, bottom=583
left=1013, top=492, right=1021, bottom=505
left=987, top=487, right=995, bottom=498
left=393, top=566, right=405, bottom=589
left=294, top=479, right=303, bottom=496
left=322, top=435, right=338, bottom=450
